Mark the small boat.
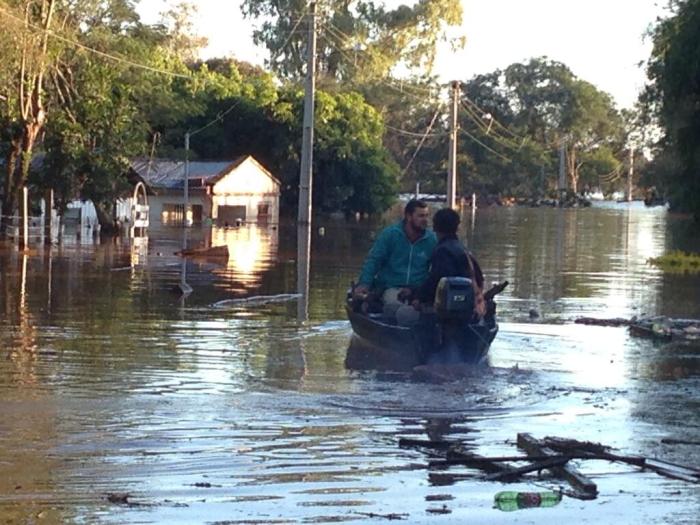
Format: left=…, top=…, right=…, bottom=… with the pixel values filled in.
left=345, top=279, right=506, bottom=371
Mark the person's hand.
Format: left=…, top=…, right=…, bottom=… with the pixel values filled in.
left=474, top=292, right=486, bottom=318
left=397, top=287, right=413, bottom=302
left=353, top=284, right=370, bottom=300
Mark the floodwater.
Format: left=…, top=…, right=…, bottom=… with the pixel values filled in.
left=0, top=203, right=699, bottom=524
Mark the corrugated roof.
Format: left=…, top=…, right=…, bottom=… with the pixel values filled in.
left=130, top=158, right=244, bottom=189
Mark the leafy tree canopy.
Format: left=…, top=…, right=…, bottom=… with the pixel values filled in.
left=643, top=0, right=700, bottom=218
left=241, top=0, right=463, bottom=82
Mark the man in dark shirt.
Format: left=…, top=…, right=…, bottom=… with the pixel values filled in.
left=414, top=208, right=485, bottom=317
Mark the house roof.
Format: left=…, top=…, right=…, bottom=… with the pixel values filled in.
left=130, top=156, right=279, bottom=190
left=130, top=158, right=234, bottom=189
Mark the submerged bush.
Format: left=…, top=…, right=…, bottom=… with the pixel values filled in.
left=648, top=251, right=700, bottom=273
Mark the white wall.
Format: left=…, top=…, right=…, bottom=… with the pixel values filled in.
left=213, top=158, right=279, bottom=195
left=211, top=194, right=279, bottom=223
left=211, top=159, right=280, bottom=223
left=148, top=192, right=211, bottom=225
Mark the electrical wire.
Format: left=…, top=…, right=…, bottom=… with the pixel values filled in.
left=384, top=124, right=448, bottom=138
left=401, top=105, right=443, bottom=176
left=320, top=21, right=440, bottom=104
left=0, top=5, right=193, bottom=80
left=459, top=128, right=512, bottom=162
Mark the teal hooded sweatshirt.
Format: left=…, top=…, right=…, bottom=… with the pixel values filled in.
left=358, top=221, right=437, bottom=291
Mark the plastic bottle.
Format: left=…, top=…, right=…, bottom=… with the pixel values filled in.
left=493, top=490, right=562, bottom=512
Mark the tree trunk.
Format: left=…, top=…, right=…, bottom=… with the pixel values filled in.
left=567, top=146, right=578, bottom=194
left=1, top=138, right=21, bottom=236
left=2, top=0, right=56, bottom=238
left=94, top=202, right=120, bottom=235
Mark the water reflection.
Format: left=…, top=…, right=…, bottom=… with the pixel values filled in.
left=208, top=225, right=279, bottom=296
left=466, top=206, right=677, bottom=320
left=297, top=223, right=311, bottom=322
left=0, top=205, right=698, bottom=523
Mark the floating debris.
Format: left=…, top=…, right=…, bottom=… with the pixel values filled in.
left=574, top=316, right=700, bottom=342
left=176, top=245, right=229, bottom=259
left=212, top=293, right=302, bottom=308
left=401, top=433, right=700, bottom=502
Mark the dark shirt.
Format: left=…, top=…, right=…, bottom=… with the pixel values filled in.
left=416, top=235, right=484, bottom=303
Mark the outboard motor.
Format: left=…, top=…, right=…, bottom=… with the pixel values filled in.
left=434, top=277, right=475, bottom=321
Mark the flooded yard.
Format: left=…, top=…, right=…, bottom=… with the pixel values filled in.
left=0, top=204, right=698, bottom=524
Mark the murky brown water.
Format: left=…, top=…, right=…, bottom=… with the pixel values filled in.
left=1, top=203, right=698, bottom=524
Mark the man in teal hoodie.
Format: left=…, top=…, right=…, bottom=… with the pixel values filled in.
left=355, top=199, right=437, bottom=320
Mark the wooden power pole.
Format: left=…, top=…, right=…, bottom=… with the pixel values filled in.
left=447, top=80, right=460, bottom=209
left=297, top=2, right=317, bottom=320
left=297, top=2, right=317, bottom=228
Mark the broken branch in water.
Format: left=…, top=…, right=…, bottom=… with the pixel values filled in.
left=542, top=436, right=700, bottom=483
left=661, top=438, right=700, bottom=446
left=352, top=511, right=409, bottom=520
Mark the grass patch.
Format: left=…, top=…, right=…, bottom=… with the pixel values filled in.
left=648, top=250, right=700, bottom=273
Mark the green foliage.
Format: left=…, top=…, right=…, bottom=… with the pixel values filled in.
left=648, top=250, right=700, bottom=274
left=164, top=81, right=399, bottom=215
left=0, top=0, right=645, bottom=224
left=454, top=58, right=625, bottom=196
left=241, top=0, right=463, bottom=82
left=313, top=90, right=398, bottom=213
left=643, top=0, right=700, bottom=219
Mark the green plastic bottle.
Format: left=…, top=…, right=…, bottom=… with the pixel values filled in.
left=494, top=490, right=562, bottom=512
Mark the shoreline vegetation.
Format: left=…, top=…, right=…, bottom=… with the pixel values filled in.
left=648, top=251, right=700, bottom=274
left=0, top=0, right=698, bottom=234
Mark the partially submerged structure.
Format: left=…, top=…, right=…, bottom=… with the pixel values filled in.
left=130, top=156, right=280, bottom=226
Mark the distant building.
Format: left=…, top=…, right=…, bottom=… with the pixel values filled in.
left=130, top=156, right=280, bottom=226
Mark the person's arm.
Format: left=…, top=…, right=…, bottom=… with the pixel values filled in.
left=467, top=252, right=485, bottom=289
left=416, top=248, right=451, bottom=303
left=466, top=252, right=486, bottom=318
left=358, top=228, right=393, bottom=287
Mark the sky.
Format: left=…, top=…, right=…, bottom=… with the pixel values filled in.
left=137, top=0, right=670, bottom=109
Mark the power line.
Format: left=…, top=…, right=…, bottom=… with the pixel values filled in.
left=189, top=99, right=243, bottom=136
left=321, top=22, right=517, bottom=164
left=461, top=94, right=530, bottom=143
left=321, top=19, right=439, bottom=96
left=0, top=5, right=305, bottom=84
left=319, top=21, right=441, bottom=104
left=460, top=103, right=520, bottom=152
left=273, top=12, right=309, bottom=59
left=401, top=105, right=443, bottom=176
left=385, top=124, right=448, bottom=138
left=0, top=5, right=193, bottom=80
left=459, top=128, right=512, bottom=162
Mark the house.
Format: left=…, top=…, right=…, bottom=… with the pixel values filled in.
left=130, top=156, right=280, bottom=226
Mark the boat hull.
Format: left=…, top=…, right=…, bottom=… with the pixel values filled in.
left=345, top=305, right=497, bottom=371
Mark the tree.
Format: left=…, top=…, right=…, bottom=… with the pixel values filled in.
left=0, top=0, right=57, bottom=234
left=241, top=0, right=463, bottom=82
left=34, top=2, right=189, bottom=230
left=643, top=0, right=700, bottom=218
left=162, top=78, right=399, bottom=214
left=457, top=58, right=625, bottom=196
left=156, top=1, right=208, bottom=62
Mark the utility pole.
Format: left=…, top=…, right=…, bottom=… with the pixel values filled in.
left=179, top=132, right=192, bottom=296
left=447, top=80, right=460, bottom=209
left=298, top=2, right=316, bottom=228
left=297, top=1, right=317, bottom=321
left=627, top=146, right=634, bottom=202
left=184, top=132, right=190, bottom=226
